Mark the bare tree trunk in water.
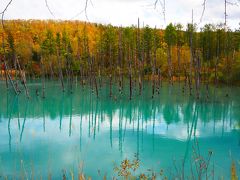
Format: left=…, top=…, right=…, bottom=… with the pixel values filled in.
left=57, top=51, right=65, bottom=92
left=206, top=62, right=210, bottom=99
left=93, top=72, right=99, bottom=98
left=194, top=53, right=201, bottom=99
left=177, top=45, right=181, bottom=84
left=92, top=56, right=98, bottom=98
left=49, top=61, right=54, bottom=80
left=129, top=45, right=132, bottom=100
left=157, top=68, right=161, bottom=94
left=167, top=46, right=173, bottom=85
left=137, top=18, right=142, bottom=96
left=152, top=29, right=157, bottom=98
left=182, top=64, right=188, bottom=93
left=134, top=50, right=137, bottom=93
left=129, top=65, right=132, bottom=100
left=121, top=64, right=124, bottom=93
left=118, top=68, right=122, bottom=94
left=16, top=57, right=30, bottom=98
left=80, top=66, right=83, bottom=87
left=99, top=49, right=104, bottom=89
left=109, top=45, right=113, bottom=98
left=189, top=47, right=193, bottom=96
left=41, top=60, right=45, bottom=99
left=214, top=34, right=220, bottom=87
left=4, top=61, right=18, bottom=95
left=3, top=60, right=9, bottom=90
left=214, top=58, right=219, bottom=87
left=140, top=22, right=145, bottom=94
left=13, top=54, right=21, bottom=93
left=189, top=12, right=194, bottom=95
left=151, top=68, right=155, bottom=99
left=70, top=64, right=74, bottom=94
left=109, top=74, right=112, bottom=98
left=188, top=13, right=194, bottom=96
left=98, top=66, right=102, bottom=90
left=118, top=28, right=123, bottom=94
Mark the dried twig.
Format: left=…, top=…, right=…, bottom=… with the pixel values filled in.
left=0, top=0, right=13, bottom=14
left=45, top=0, right=55, bottom=18
left=1, top=0, right=13, bottom=29
left=226, top=0, right=239, bottom=6
left=199, top=0, right=207, bottom=23
left=70, top=0, right=89, bottom=21
left=44, top=0, right=91, bottom=21
left=154, top=0, right=166, bottom=23
left=200, top=0, right=239, bottom=25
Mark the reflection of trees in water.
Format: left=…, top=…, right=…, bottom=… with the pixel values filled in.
left=8, top=95, right=18, bottom=152
left=2, top=82, right=239, bottom=152
left=1, top=85, right=237, bottom=124
left=7, top=95, right=29, bottom=152
left=183, top=103, right=200, bottom=164
left=59, top=93, right=64, bottom=131
left=69, top=94, right=73, bottom=137
left=118, top=100, right=123, bottom=153
left=20, top=100, right=29, bottom=142
left=42, top=98, right=45, bottom=132
left=93, top=98, right=98, bottom=140
left=163, top=87, right=181, bottom=126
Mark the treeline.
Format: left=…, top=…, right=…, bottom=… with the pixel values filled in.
left=0, top=20, right=240, bottom=98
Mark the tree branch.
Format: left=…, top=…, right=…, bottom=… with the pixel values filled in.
left=0, top=0, right=13, bottom=14
left=70, top=0, right=89, bottom=21
left=45, top=0, right=55, bottom=18
left=199, top=0, right=207, bottom=23
left=154, top=0, right=166, bottom=23
left=200, top=0, right=239, bottom=25
left=1, top=0, right=13, bottom=29
left=226, top=1, right=239, bottom=6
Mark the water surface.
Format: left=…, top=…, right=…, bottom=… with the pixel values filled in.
left=0, top=80, right=239, bottom=179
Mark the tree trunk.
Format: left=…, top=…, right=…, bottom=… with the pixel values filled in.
left=167, top=46, right=173, bottom=85
left=16, top=57, right=30, bottom=98
left=177, top=45, right=181, bottom=83
left=41, top=60, right=46, bottom=99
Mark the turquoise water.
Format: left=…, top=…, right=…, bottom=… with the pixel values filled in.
left=0, top=80, right=239, bottom=179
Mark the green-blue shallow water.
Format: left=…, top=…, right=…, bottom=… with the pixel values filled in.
left=0, top=80, right=239, bottom=179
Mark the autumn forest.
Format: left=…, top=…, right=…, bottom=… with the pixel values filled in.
left=1, top=20, right=240, bottom=97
